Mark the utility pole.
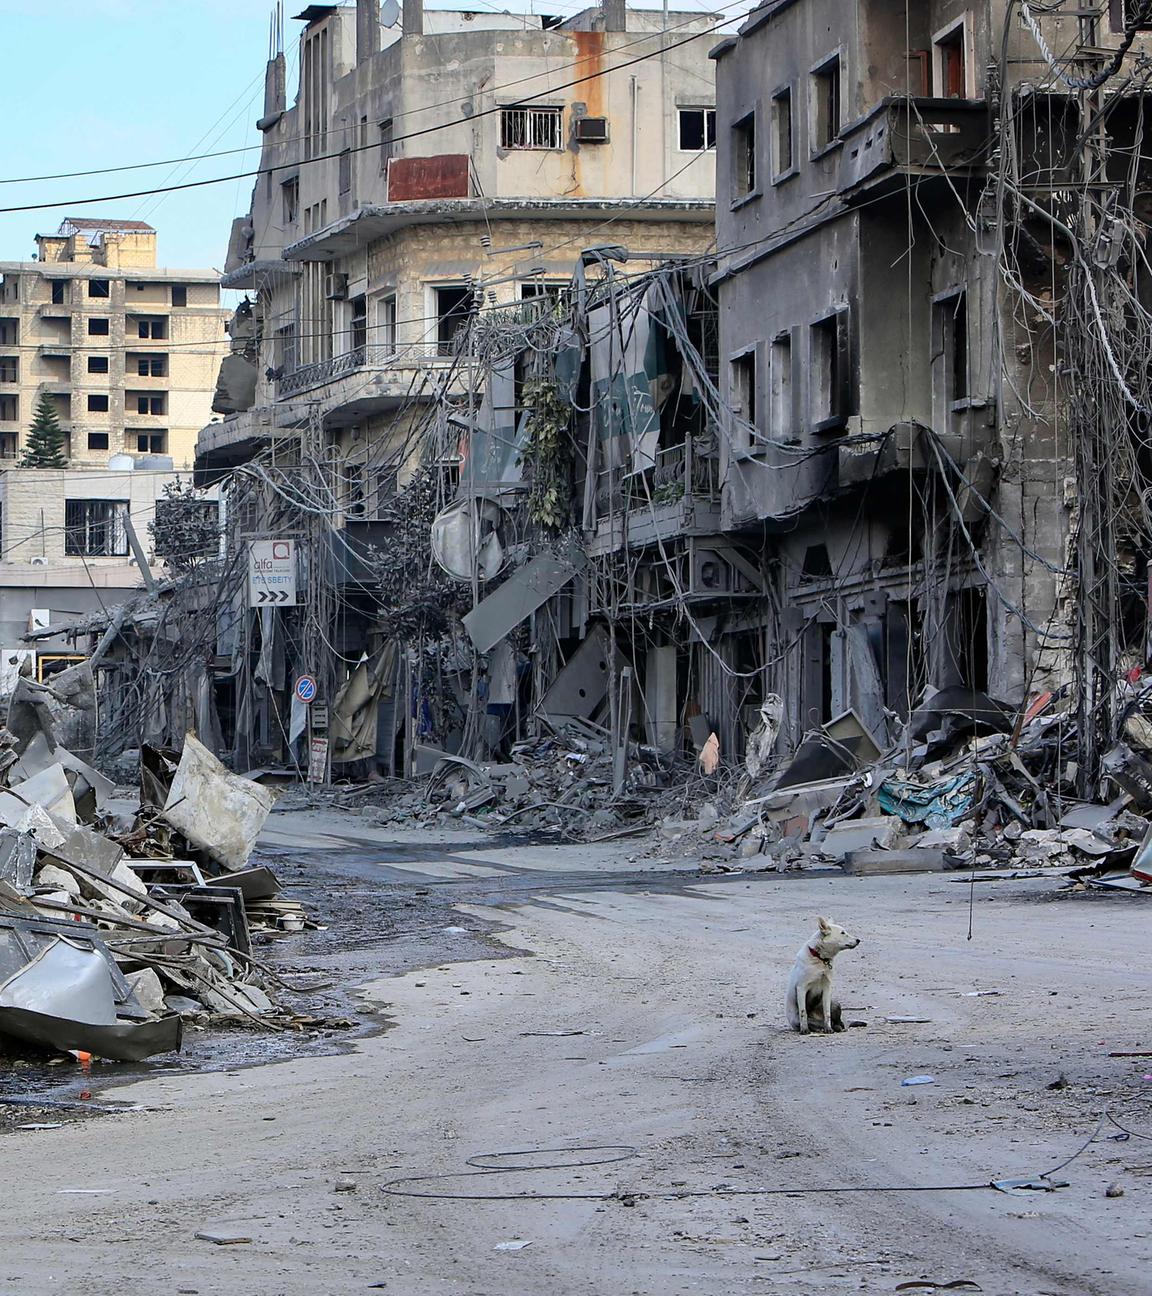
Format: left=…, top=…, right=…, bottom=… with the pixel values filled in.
left=303, top=400, right=334, bottom=783
left=1071, top=6, right=1119, bottom=795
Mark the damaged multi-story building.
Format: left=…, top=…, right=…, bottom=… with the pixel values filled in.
left=708, top=0, right=1152, bottom=766
left=193, top=0, right=721, bottom=766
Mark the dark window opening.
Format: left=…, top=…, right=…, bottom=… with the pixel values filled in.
left=435, top=285, right=477, bottom=355
left=812, top=56, right=842, bottom=151
left=50, top=280, right=67, bottom=305
left=171, top=284, right=187, bottom=307
left=135, top=394, right=165, bottom=416
left=802, top=543, right=832, bottom=579
left=0, top=320, right=16, bottom=347
left=135, top=354, right=168, bottom=377
left=678, top=108, right=716, bottom=151
left=338, top=148, right=352, bottom=195
left=350, top=295, right=367, bottom=353
left=87, top=432, right=109, bottom=451
left=950, top=292, right=968, bottom=402
left=282, top=177, right=299, bottom=224
left=86, top=394, right=109, bottom=413
left=769, top=332, right=793, bottom=437
left=379, top=118, right=394, bottom=172
left=88, top=318, right=110, bottom=336
left=345, top=462, right=366, bottom=518
left=87, top=356, right=109, bottom=374
left=772, top=88, right=793, bottom=176
left=0, top=396, right=16, bottom=421
left=731, top=350, right=757, bottom=442
left=88, top=279, right=110, bottom=298
left=136, top=317, right=167, bottom=339
left=0, top=357, right=16, bottom=383
left=810, top=309, right=854, bottom=429
left=64, top=499, right=129, bottom=557
left=135, top=431, right=167, bottom=454
left=732, top=112, right=756, bottom=200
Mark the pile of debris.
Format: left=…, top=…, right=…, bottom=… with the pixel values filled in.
left=665, top=685, right=1152, bottom=887
left=0, top=667, right=300, bottom=1063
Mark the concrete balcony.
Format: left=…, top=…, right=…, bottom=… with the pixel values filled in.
left=284, top=196, right=716, bottom=263
left=276, top=346, right=457, bottom=426
left=194, top=404, right=298, bottom=485
left=587, top=437, right=722, bottom=556
left=838, top=97, right=987, bottom=199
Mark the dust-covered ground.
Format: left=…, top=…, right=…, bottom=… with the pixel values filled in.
left=1, top=807, right=1149, bottom=1295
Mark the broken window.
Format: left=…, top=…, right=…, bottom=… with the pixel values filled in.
left=731, top=112, right=757, bottom=201
left=379, top=118, right=394, bottom=172
left=0, top=357, right=15, bottom=383
left=87, top=432, right=109, bottom=452
left=282, top=178, right=299, bottom=226
left=772, top=87, right=794, bottom=177
left=934, top=289, right=969, bottom=410
left=134, top=393, right=165, bottom=416
left=809, top=308, right=853, bottom=430
left=934, top=22, right=966, bottom=97
left=769, top=331, right=793, bottom=438
left=375, top=295, right=396, bottom=353
left=87, top=356, right=109, bottom=374
left=88, top=279, right=110, bottom=299
left=434, top=285, right=477, bottom=355
left=338, top=148, right=352, bottom=195
left=811, top=55, right=842, bottom=151
left=677, top=108, right=717, bottom=151
left=345, top=462, right=366, bottom=518
left=171, top=284, right=187, bottom=307
left=136, top=317, right=167, bottom=339
left=500, top=105, right=563, bottom=150
left=88, top=318, right=110, bottom=336
left=64, top=499, right=129, bottom=557
left=50, top=280, right=67, bottom=305
left=520, top=280, right=570, bottom=302
left=350, top=295, right=367, bottom=353
left=730, top=349, right=757, bottom=442
left=135, top=431, right=167, bottom=454
left=87, top=394, right=109, bottom=413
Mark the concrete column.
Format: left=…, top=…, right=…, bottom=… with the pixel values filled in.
left=645, top=645, right=678, bottom=752
left=403, top=0, right=423, bottom=36
left=603, top=0, right=627, bottom=32
left=357, top=0, right=380, bottom=62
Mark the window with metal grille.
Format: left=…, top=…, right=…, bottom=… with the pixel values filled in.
left=500, top=106, right=563, bottom=150
left=64, top=499, right=129, bottom=557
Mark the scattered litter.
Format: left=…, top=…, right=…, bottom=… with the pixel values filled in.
left=195, top=1230, right=253, bottom=1246
left=494, top=1240, right=534, bottom=1252
left=894, top=1282, right=982, bottom=1293
left=886, top=1015, right=932, bottom=1024
left=17, top=1122, right=64, bottom=1131
left=991, top=1175, right=1068, bottom=1193
left=901, top=1074, right=937, bottom=1086
left=1105, top=1182, right=1125, bottom=1198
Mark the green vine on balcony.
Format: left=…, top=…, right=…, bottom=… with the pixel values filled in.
left=522, top=378, right=572, bottom=530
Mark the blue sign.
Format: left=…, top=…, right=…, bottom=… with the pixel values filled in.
left=294, top=674, right=318, bottom=704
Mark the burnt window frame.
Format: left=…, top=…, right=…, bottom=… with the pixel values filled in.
left=730, top=107, right=759, bottom=207
left=810, top=51, right=843, bottom=156
left=808, top=305, right=855, bottom=433
left=771, top=84, right=796, bottom=182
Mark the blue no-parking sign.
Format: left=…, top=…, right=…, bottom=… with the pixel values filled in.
left=294, top=674, right=318, bottom=704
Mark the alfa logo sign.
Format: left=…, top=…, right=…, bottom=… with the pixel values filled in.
left=248, top=539, right=299, bottom=608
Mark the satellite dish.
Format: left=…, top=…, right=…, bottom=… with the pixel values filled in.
left=381, top=0, right=400, bottom=26
left=430, top=498, right=507, bottom=583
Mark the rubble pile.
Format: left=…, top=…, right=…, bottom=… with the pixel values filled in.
left=658, top=686, right=1152, bottom=889
left=348, top=720, right=681, bottom=837
left=0, top=669, right=304, bottom=1064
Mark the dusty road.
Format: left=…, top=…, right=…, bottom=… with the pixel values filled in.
left=3, top=809, right=1151, bottom=1295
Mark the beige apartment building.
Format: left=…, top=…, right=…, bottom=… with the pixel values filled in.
left=0, top=218, right=229, bottom=469
left=197, top=0, right=718, bottom=494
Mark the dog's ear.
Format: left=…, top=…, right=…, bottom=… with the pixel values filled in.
left=817, top=916, right=831, bottom=933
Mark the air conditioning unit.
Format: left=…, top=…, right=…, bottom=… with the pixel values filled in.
left=574, top=116, right=609, bottom=143
left=325, top=272, right=349, bottom=301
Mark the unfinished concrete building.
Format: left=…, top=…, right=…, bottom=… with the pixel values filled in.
left=710, top=0, right=1152, bottom=763
left=0, top=220, right=228, bottom=469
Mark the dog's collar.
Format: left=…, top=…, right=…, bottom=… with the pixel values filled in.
left=807, top=945, right=832, bottom=965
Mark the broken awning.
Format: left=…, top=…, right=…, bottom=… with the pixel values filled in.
left=462, top=549, right=587, bottom=655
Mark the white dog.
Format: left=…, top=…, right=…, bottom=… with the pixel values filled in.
left=785, top=917, right=861, bottom=1034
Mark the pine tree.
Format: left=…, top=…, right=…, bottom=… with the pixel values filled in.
left=20, top=393, right=69, bottom=468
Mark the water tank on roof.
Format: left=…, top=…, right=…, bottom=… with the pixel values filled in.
left=107, top=454, right=135, bottom=472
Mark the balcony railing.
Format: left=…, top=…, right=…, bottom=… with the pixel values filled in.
left=277, top=346, right=444, bottom=398
left=596, top=436, right=720, bottom=520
